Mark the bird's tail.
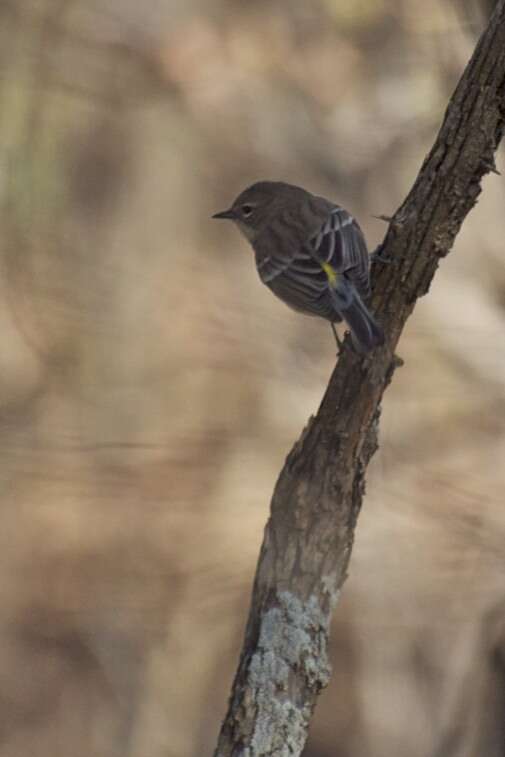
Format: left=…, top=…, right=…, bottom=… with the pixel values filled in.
left=333, top=286, right=384, bottom=353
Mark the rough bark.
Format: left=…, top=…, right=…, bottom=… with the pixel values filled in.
left=214, top=4, right=505, bottom=755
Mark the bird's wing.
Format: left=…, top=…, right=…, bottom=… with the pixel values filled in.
left=256, top=244, right=326, bottom=286
left=253, top=205, right=370, bottom=319
left=255, top=221, right=337, bottom=318
left=309, top=206, right=371, bottom=297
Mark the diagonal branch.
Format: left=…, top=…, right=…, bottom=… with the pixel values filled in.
left=214, top=4, right=505, bottom=755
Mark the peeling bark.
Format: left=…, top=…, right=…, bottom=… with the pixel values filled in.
left=214, top=4, right=505, bottom=755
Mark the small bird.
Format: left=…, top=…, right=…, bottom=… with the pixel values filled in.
left=213, top=181, right=384, bottom=353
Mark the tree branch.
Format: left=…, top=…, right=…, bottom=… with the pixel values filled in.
left=214, top=4, right=505, bottom=755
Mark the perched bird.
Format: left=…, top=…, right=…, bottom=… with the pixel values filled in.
left=213, top=181, right=384, bottom=353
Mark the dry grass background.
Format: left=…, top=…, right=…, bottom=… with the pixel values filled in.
left=0, top=1, right=504, bottom=756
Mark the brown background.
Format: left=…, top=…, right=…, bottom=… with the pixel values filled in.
left=0, top=1, right=504, bottom=756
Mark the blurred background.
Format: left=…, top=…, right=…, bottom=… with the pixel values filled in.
left=0, top=1, right=504, bottom=755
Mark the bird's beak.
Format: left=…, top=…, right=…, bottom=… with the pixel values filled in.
left=212, top=208, right=236, bottom=220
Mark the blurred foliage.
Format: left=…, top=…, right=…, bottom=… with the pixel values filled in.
left=0, top=1, right=504, bottom=756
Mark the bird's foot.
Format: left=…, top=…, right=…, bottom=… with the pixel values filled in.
left=370, top=243, right=392, bottom=264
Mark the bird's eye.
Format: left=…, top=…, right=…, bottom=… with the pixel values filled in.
left=241, top=204, right=253, bottom=217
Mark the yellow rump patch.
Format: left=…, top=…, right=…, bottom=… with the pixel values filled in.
left=321, top=261, right=338, bottom=287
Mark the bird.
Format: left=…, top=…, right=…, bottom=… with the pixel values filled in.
left=212, top=180, right=384, bottom=353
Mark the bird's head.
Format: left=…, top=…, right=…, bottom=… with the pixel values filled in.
left=212, top=181, right=305, bottom=242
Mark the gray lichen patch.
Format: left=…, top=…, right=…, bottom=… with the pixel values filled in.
left=245, top=591, right=333, bottom=756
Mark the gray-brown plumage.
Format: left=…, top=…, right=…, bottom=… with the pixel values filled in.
left=213, top=181, right=384, bottom=353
